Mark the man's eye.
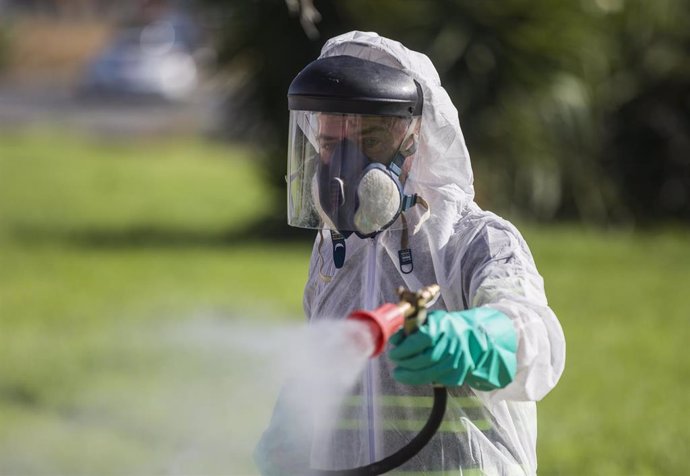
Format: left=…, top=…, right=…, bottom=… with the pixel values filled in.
left=362, top=137, right=381, bottom=148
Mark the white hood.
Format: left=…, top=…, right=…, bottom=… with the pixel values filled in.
left=321, top=31, right=475, bottom=246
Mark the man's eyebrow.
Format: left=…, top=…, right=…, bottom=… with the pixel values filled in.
left=317, top=134, right=340, bottom=141
left=359, top=126, right=387, bottom=135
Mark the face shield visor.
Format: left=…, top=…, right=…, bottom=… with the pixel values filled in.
left=287, top=112, right=420, bottom=237
left=287, top=55, right=424, bottom=238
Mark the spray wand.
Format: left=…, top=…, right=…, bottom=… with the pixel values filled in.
left=346, top=284, right=440, bottom=356
left=314, top=284, right=447, bottom=476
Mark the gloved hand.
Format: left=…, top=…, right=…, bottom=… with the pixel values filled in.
left=388, top=308, right=517, bottom=390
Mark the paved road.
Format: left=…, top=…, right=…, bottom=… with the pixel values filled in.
left=0, top=83, right=220, bottom=137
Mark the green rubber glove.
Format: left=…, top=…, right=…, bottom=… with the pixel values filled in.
left=388, top=308, right=517, bottom=390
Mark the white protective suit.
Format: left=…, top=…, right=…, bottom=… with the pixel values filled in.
left=265, top=31, right=566, bottom=476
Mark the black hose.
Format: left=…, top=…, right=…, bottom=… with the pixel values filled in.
left=312, top=386, right=448, bottom=476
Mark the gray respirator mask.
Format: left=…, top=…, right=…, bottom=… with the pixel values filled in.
left=313, top=134, right=418, bottom=239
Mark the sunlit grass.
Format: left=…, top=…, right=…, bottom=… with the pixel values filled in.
left=0, top=131, right=310, bottom=474
left=526, top=227, right=690, bottom=475
left=0, top=130, right=272, bottom=237
left=1, top=131, right=689, bottom=475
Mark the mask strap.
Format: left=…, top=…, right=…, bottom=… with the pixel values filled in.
left=400, top=193, right=430, bottom=224
left=317, top=230, right=332, bottom=283
left=398, top=214, right=413, bottom=274
left=412, top=195, right=431, bottom=235
left=397, top=195, right=430, bottom=274
left=390, top=118, right=422, bottom=216
left=318, top=229, right=347, bottom=281
left=330, top=230, right=346, bottom=268
left=388, top=153, right=407, bottom=177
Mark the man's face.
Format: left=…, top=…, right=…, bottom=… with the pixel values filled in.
left=317, top=114, right=411, bottom=165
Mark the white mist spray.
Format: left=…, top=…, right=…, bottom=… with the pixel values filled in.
left=250, top=319, right=375, bottom=474
left=163, top=315, right=376, bottom=475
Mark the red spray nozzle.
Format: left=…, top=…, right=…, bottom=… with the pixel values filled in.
left=346, top=285, right=440, bottom=357
left=347, top=303, right=405, bottom=357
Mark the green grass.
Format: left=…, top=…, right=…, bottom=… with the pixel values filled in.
left=525, top=227, right=690, bottom=475
left=0, top=131, right=311, bottom=474
left=1, top=130, right=689, bottom=475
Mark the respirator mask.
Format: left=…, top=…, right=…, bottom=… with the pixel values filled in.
left=286, top=55, right=428, bottom=271
left=289, top=112, right=420, bottom=238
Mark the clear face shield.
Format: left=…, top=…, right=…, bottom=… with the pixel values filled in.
left=287, top=111, right=420, bottom=238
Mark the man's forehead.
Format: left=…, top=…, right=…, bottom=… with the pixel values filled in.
left=318, top=114, right=407, bottom=132
left=318, top=114, right=347, bottom=130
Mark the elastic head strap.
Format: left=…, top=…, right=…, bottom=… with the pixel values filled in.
left=387, top=117, right=419, bottom=177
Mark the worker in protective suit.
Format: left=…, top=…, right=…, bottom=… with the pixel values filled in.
left=256, top=31, right=566, bottom=475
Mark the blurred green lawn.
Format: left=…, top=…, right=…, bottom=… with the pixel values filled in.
left=1, top=131, right=688, bottom=475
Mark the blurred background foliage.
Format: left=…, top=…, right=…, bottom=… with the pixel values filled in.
left=205, top=0, right=690, bottom=227
left=0, top=22, right=10, bottom=72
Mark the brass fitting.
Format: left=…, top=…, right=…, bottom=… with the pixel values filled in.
left=396, top=284, right=441, bottom=334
